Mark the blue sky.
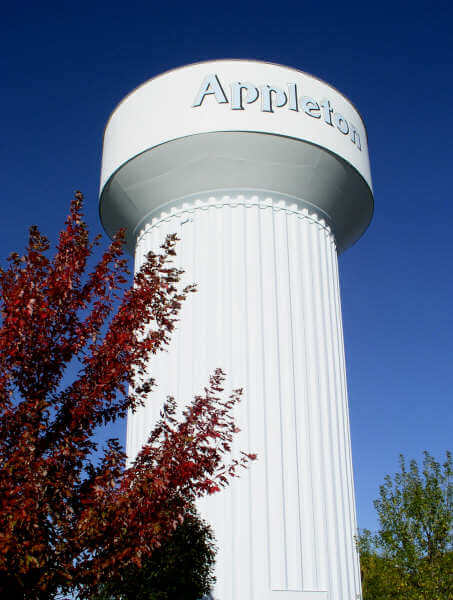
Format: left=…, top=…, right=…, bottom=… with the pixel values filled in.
left=1, top=1, right=451, bottom=532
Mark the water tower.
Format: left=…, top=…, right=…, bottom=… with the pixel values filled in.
left=99, top=59, right=373, bottom=600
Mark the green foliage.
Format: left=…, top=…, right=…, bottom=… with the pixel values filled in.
left=358, top=451, right=452, bottom=600
left=89, top=507, right=216, bottom=600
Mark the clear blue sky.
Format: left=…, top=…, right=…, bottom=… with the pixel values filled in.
left=1, top=1, right=451, bottom=532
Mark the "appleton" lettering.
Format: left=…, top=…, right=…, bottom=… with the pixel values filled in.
left=192, top=74, right=362, bottom=151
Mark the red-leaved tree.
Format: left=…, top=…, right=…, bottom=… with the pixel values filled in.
left=0, top=192, right=255, bottom=599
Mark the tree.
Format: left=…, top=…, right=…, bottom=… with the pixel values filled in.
left=358, top=451, right=452, bottom=600
left=0, top=192, right=255, bottom=599
left=90, top=505, right=216, bottom=600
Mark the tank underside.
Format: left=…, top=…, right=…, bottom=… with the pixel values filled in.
left=99, top=130, right=373, bottom=254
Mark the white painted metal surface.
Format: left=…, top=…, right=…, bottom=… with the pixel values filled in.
left=100, top=59, right=374, bottom=600
left=99, top=60, right=373, bottom=253
left=101, top=60, right=371, bottom=191
left=127, top=193, right=361, bottom=600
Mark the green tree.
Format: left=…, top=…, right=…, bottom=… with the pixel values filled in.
left=89, top=505, right=215, bottom=600
left=358, top=451, right=452, bottom=600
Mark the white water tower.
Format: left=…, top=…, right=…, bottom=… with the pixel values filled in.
left=99, top=59, right=373, bottom=600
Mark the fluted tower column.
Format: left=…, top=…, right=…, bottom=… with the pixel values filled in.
left=99, top=60, right=374, bottom=600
